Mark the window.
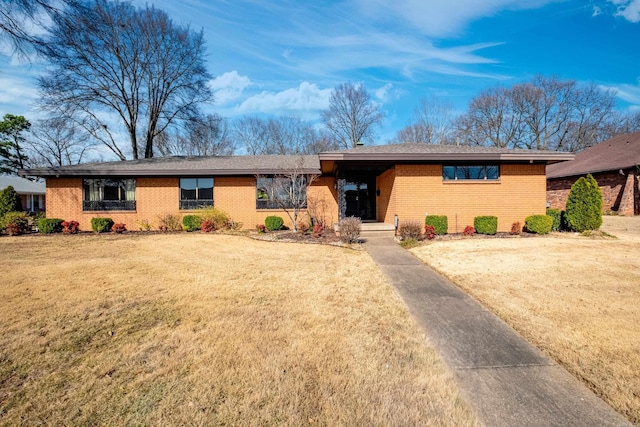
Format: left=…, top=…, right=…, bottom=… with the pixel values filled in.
left=83, top=179, right=136, bottom=211
left=443, top=165, right=499, bottom=181
left=180, top=178, right=214, bottom=209
left=256, top=177, right=307, bottom=210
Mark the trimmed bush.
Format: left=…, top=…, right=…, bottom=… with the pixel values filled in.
left=565, top=174, right=603, bottom=232
left=265, top=215, right=284, bottom=231
left=474, top=216, right=497, bottom=235
left=0, top=185, right=22, bottom=218
left=2, top=211, right=29, bottom=236
left=182, top=214, right=202, bottom=232
left=91, top=217, right=114, bottom=233
left=398, top=220, right=422, bottom=241
left=38, top=218, right=64, bottom=234
left=338, top=216, right=361, bottom=243
left=425, top=215, right=448, bottom=235
left=525, top=215, right=553, bottom=235
left=546, top=208, right=562, bottom=232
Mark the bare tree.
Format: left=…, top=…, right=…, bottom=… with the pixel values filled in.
left=322, top=82, right=383, bottom=148
left=256, top=156, right=318, bottom=232
left=604, top=110, right=640, bottom=138
left=456, top=76, right=616, bottom=151
left=0, top=0, right=76, bottom=58
left=38, top=0, right=212, bottom=160
left=157, top=114, right=235, bottom=156
left=234, top=115, right=335, bottom=155
left=26, top=117, right=93, bottom=167
left=392, top=95, right=455, bottom=144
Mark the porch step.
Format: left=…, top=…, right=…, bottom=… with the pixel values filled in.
left=334, top=221, right=396, bottom=236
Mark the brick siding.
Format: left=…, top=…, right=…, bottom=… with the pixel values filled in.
left=547, top=169, right=639, bottom=216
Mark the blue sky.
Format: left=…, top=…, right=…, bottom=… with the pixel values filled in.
left=1, top=0, right=640, bottom=145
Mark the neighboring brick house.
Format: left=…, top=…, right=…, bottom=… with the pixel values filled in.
left=20, top=143, right=572, bottom=233
left=547, top=132, right=640, bottom=216
left=0, top=175, right=46, bottom=213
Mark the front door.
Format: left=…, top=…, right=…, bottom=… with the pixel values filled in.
left=343, top=179, right=376, bottom=220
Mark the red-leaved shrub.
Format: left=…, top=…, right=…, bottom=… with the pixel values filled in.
left=62, top=220, right=80, bottom=234
left=510, top=222, right=521, bottom=235
left=463, top=225, right=475, bottom=236
left=112, top=223, right=126, bottom=233
left=424, top=224, right=436, bottom=240
left=201, top=219, right=214, bottom=233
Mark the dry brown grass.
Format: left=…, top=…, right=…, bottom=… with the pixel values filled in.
left=410, top=216, right=640, bottom=425
left=0, top=233, right=477, bottom=426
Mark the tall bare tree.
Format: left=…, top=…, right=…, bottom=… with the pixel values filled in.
left=321, top=82, right=383, bottom=149
left=38, top=0, right=212, bottom=160
left=233, top=115, right=335, bottom=155
left=392, top=95, right=455, bottom=144
left=156, top=113, right=235, bottom=156
left=27, top=117, right=93, bottom=167
left=456, top=76, right=616, bottom=151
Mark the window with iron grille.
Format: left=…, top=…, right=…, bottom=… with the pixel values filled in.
left=180, top=178, right=214, bottom=210
left=442, top=165, right=499, bottom=181
left=82, top=178, right=136, bottom=211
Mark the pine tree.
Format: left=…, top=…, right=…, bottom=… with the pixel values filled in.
left=565, top=173, right=602, bottom=232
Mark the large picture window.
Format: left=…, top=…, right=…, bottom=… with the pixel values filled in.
left=443, top=165, right=499, bottom=181
left=83, top=179, right=136, bottom=211
left=180, top=178, right=214, bottom=209
left=256, top=177, right=307, bottom=210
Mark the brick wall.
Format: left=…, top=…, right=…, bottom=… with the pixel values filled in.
left=385, top=163, right=547, bottom=233
left=45, top=176, right=339, bottom=231
left=546, top=169, right=639, bottom=215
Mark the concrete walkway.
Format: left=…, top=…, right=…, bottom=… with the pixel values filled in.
left=363, top=234, right=631, bottom=427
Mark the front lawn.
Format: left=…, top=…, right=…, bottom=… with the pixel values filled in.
left=0, top=233, right=477, bottom=426
left=410, top=216, right=640, bottom=424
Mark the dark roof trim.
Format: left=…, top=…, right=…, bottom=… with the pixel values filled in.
left=18, top=167, right=322, bottom=178
left=318, top=152, right=574, bottom=163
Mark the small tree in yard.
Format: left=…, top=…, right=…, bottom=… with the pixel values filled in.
left=565, top=173, right=602, bottom=232
left=0, top=185, right=23, bottom=217
left=256, top=156, right=318, bottom=232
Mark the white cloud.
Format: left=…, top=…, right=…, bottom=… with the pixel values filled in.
left=593, top=6, right=602, bottom=16
left=238, top=82, right=331, bottom=114
left=356, top=0, right=558, bottom=37
left=608, top=0, right=640, bottom=22
left=599, top=82, right=640, bottom=105
left=375, top=83, right=394, bottom=102
left=209, top=71, right=251, bottom=104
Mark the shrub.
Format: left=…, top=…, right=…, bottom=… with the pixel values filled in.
left=201, top=219, right=214, bottom=233
left=424, top=224, right=436, bottom=240
left=463, top=225, right=475, bottom=236
left=565, top=174, right=603, bottom=232
left=182, top=214, right=202, bottom=232
left=157, top=214, right=182, bottom=232
left=338, top=216, right=361, bottom=243
left=111, top=223, right=127, bottom=233
left=62, top=220, right=79, bottom=234
left=297, top=221, right=310, bottom=234
left=399, top=238, right=419, bottom=249
left=265, top=215, right=284, bottom=231
left=313, top=222, right=323, bottom=237
left=137, top=219, right=152, bottom=231
left=474, top=216, right=497, bottom=235
left=510, top=222, right=521, bottom=235
left=546, top=208, right=562, bottom=232
left=198, top=207, right=233, bottom=230
left=398, top=220, right=422, bottom=241
left=91, top=217, right=114, bottom=233
left=525, top=215, right=553, bottom=235
left=0, top=186, right=22, bottom=218
left=2, top=211, right=29, bottom=236
left=424, top=215, right=448, bottom=235
left=255, top=224, right=267, bottom=233
left=38, top=218, right=64, bottom=234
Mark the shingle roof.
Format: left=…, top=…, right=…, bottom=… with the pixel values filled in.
left=546, top=132, right=640, bottom=179
left=0, top=175, right=46, bottom=194
left=19, top=155, right=321, bottom=178
left=319, top=142, right=574, bottom=162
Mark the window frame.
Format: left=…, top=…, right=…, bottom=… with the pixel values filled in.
left=179, top=177, right=214, bottom=210
left=82, top=178, right=136, bottom=211
left=442, top=165, right=500, bottom=181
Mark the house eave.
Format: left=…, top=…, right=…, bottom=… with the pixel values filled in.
left=318, top=152, right=575, bottom=163
left=19, top=167, right=322, bottom=178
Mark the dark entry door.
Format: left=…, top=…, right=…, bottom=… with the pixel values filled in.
left=344, top=179, right=375, bottom=220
